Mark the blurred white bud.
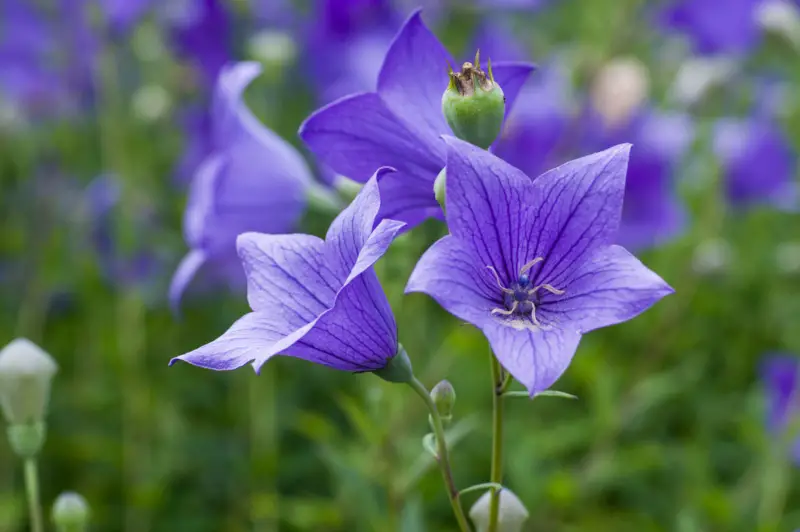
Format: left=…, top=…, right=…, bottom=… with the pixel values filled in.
left=776, top=241, right=800, bottom=274
left=248, top=30, right=297, bottom=70
left=0, top=338, right=58, bottom=425
left=0, top=99, right=26, bottom=131
left=591, top=57, right=650, bottom=128
left=758, top=0, right=800, bottom=50
left=132, top=85, right=171, bottom=122
left=692, top=238, right=733, bottom=275
left=670, top=57, right=738, bottom=106
left=52, top=492, right=90, bottom=532
left=469, top=489, right=529, bottom=532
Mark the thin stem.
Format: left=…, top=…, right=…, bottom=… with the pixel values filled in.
left=488, top=354, right=505, bottom=532
left=408, top=378, right=472, bottom=532
left=24, top=458, right=43, bottom=532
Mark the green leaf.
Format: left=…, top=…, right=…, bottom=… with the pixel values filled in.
left=422, top=433, right=438, bottom=459
left=503, top=390, right=578, bottom=400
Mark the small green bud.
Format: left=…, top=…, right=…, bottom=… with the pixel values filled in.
left=469, top=488, right=529, bottom=532
left=430, top=380, right=456, bottom=421
left=433, top=168, right=446, bottom=213
left=52, top=491, right=90, bottom=532
left=442, top=50, right=505, bottom=149
left=374, top=345, right=414, bottom=384
left=7, top=422, right=46, bottom=458
left=0, top=338, right=58, bottom=425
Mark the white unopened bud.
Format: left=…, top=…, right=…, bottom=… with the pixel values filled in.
left=52, top=491, right=90, bottom=532
left=591, top=57, right=649, bottom=128
left=0, top=338, right=58, bottom=424
left=758, top=0, right=800, bottom=50
left=469, top=489, right=529, bottom=532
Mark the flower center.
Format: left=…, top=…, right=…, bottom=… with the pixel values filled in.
left=486, top=258, right=565, bottom=330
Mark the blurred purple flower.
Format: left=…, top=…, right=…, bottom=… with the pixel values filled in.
left=300, top=9, right=534, bottom=228
left=580, top=109, right=693, bottom=250
left=301, top=0, right=399, bottom=103
left=713, top=116, right=797, bottom=210
left=172, top=173, right=405, bottom=372
left=0, top=0, right=97, bottom=115
left=493, top=62, right=573, bottom=181
left=407, top=138, right=673, bottom=394
left=658, top=0, right=763, bottom=55
left=169, top=62, right=314, bottom=311
left=168, top=0, right=232, bottom=87
left=761, top=355, right=800, bottom=461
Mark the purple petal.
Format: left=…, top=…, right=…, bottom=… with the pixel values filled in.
left=171, top=312, right=289, bottom=370
left=376, top=10, right=453, bottom=151
left=443, top=136, right=537, bottom=287
left=482, top=322, right=582, bottom=394
left=406, top=235, right=498, bottom=326
left=254, top=268, right=398, bottom=372
left=300, top=92, right=442, bottom=184
left=490, top=62, right=536, bottom=122
left=542, top=245, right=673, bottom=333
left=324, top=169, right=404, bottom=278
left=237, top=233, right=336, bottom=320
left=168, top=249, right=208, bottom=314
left=526, top=144, right=631, bottom=290
left=376, top=170, right=443, bottom=227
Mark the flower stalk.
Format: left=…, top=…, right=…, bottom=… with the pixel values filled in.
left=408, top=377, right=471, bottom=532
left=24, top=458, right=43, bottom=532
left=488, top=354, right=506, bottom=532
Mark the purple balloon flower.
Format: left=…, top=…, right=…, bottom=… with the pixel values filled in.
left=579, top=109, right=693, bottom=250
left=169, top=62, right=314, bottom=311
left=658, top=0, right=763, bottom=56
left=172, top=173, right=405, bottom=373
left=299, top=9, right=535, bottom=228
left=713, top=116, right=797, bottom=210
left=761, top=355, right=800, bottom=461
left=407, top=137, right=673, bottom=394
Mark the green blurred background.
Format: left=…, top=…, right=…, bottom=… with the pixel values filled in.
left=2, top=0, right=800, bottom=530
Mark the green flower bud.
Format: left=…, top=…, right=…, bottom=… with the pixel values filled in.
left=442, top=51, right=505, bottom=149
left=0, top=338, right=58, bottom=425
left=430, top=380, right=456, bottom=421
left=433, top=168, right=446, bottom=213
left=469, top=489, right=529, bottom=532
left=52, top=492, right=90, bottom=532
left=374, top=345, right=414, bottom=384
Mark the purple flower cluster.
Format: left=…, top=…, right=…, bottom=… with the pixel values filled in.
left=172, top=9, right=674, bottom=394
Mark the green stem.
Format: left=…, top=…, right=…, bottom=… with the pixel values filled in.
left=408, top=378, right=471, bottom=532
left=488, top=355, right=505, bottom=532
left=24, top=458, right=43, bottom=532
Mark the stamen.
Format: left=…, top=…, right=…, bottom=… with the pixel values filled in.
left=491, top=301, right=518, bottom=316
left=529, top=305, right=541, bottom=327
left=486, top=266, right=514, bottom=294
left=519, top=257, right=544, bottom=275
left=529, top=284, right=565, bottom=296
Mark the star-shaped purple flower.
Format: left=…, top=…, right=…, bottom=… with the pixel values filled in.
left=407, top=137, right=673, bottom=394
left=299, top=9, right=534, bottom=228
left=761, top=355, right=800, bottom=462
left=169, top=62, right=314, bottom=311
left=713, top=116, right=797, bottom=210
left=172, top=173, right=405, bottom=373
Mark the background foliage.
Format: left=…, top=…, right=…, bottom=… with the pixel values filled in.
left=1, top=0, right=800, bottom=530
